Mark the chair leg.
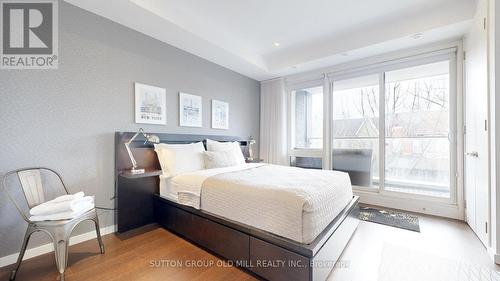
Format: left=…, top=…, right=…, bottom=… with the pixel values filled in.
left=93, top=212, right=105, bottom=254
left=51, top=224, right=71, bottom=281
left=10, top=226, right=34, bottom=281
left=53, top=238, right=69, bottom=281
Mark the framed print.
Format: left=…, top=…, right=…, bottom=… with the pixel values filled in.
left=135, top=83, right=167, bottom=125
left=179, top=92, right=202, bottom=127
left=212, top=100, right=229, bottom=129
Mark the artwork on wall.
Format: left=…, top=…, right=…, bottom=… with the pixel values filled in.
left=134, top=83, right=167, bottom=125
left=212, top=100, right=229, bottom=129
left=179, top=92, right=202, bottom=127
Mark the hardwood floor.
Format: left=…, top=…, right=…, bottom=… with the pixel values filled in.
left=328, top=214, right=500, bottom=281
left=0, top=225, right=257, bottom=281
left=1, top=214, right=498, bottom=281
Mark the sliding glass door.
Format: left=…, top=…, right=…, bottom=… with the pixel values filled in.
left=331, top=74, right=380, bottom=189
left=384, top=61, right=451, bottom=198
left=327, top=56, right=455, bottom=201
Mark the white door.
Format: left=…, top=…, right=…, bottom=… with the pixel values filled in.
left=464, top=0, right=489, bottom=247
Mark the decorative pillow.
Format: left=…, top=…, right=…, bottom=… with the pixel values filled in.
left=154, top=142, right=205, bottom=176
left=206, top=139, right=245, bottom=164
left=203, top=150, right=242, bottom=169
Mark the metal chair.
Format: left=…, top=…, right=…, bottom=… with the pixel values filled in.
left=2, top=167, right=105, bottom=281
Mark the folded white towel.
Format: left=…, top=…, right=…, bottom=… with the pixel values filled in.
left=50, top=191, right=85, bottom=203
left=29, top=201, right=94, bottom=221
left=29, top=194, right=93, bottom=216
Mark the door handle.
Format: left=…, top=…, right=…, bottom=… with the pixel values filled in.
left=465, top=151, right=479, bottom=157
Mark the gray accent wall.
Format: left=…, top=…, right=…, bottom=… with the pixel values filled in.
left=0, top=2, right=260, bottom=257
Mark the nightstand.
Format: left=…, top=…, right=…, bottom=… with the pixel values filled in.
left=119, top=169, right=162, bottom=179
left=245, top=158, right=264, bottom=163
left=117, top=168, right=162, bottom=233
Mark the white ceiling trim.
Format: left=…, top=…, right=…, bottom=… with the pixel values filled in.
left=284, top=40, right=462, bottom=85
left=64, top=0, right=474, bottom=81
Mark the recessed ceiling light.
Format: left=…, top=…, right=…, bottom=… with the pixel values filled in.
left=273, top=42, right=280, bottom=47
left=411, top=33, right=423, bottom=39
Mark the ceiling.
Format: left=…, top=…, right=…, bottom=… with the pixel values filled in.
left=65, top=0, right=475, bottom=81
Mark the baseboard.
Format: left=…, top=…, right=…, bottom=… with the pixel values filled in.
left=487, top=247, right=500, bottom=265
left=355, top=190, right=462, bottom=220
left=0, top=224, right=116, bottom=268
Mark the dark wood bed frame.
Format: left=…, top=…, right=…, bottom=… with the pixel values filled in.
left=115, top=131, right=360, bottom=281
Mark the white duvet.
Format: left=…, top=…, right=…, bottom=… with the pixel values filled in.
left=160, top=164, right=353, bottom=243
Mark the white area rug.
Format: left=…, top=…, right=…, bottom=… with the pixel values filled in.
left=378, top=244, right=500, bottom=281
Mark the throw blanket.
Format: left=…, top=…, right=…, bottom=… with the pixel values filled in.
left=174, top=163, right=264, bottom=208
left=201, top=164, right=353, bottom=243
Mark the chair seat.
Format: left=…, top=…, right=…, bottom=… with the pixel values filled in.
left=30, top=209, right=96, bottom=226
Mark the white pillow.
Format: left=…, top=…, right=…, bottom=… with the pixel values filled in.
left=206, top=139, right=245, bottom=164
left=203, top=150, right=242, bottom=169
left=154, top=142, right=205, bottom=176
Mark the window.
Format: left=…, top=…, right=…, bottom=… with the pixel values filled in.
left=290, top=85, right=324, bottom=169
left=332, top=74, right=380, bottom=188
left=287, top=51, right=456, bottom=202
left=292, top=86, right=323, bottom=149
left=384, top=61, right=450, bottom=197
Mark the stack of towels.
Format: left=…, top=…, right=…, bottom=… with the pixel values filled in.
left=29, top=192, right=95, bottom=221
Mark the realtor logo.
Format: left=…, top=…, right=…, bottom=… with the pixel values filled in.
left=1, top=0, right=58, bottom=69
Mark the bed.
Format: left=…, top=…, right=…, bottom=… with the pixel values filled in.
left=115, top=132, right=360, bottom=281
left=160, top=163, right=354, bottom=244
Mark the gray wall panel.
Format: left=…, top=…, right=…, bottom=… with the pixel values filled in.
left=0, top=2, right=260, bottom=257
